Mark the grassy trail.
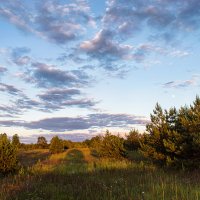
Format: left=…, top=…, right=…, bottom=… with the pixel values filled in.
left=1, top=148, right=200, bottom=200
left=56, top=148, right=94, bottom=174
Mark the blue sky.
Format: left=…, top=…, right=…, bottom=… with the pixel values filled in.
left=0, top=0, right=200, bottom=142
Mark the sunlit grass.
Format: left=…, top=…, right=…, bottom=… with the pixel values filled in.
left=31, top=151, right=68, bottom=174
left=0, top=148, right=200, bottom=200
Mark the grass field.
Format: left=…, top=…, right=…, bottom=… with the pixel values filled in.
left=0, top=148, right=200, bottom=200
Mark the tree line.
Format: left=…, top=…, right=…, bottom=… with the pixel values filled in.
left=1, top=96, right=200, bottom=174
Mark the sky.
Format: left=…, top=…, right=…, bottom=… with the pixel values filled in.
left=0, top=0, right=200, bottom=143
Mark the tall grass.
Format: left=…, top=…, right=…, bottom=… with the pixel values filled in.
left=0, top=148, right=200, bottom=200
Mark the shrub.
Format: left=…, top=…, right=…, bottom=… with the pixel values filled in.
left=49, top=136, right=64, bottom=154
left=12, top=134, right=20, bottom=149
left=37, top=136, right=48, bottom=149
left=0, top=133, right=18, bottom=174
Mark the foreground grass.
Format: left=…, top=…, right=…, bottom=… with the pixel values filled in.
left=0, top=148, right=200, bottom=200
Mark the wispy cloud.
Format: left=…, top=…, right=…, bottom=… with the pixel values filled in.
left=11, top=47, right=31, bottom=66
left=0, top=105, right=21, bottom=116
left=169, top=50, right=190, bottom=57
left=0, top=0, right=95, bottom=44
left=0, top=83, right=22, bottom=95
left=163, top=75, right=200, bottom=89
left=38, top=88, right=81, bottom=102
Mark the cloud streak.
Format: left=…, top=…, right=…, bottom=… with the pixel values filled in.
left=163, top=75, right=200, bottom=89
left=38, top=88, right=97, bottom=111
left=21, top=62, right=91, bottom=88
left=0, top=113, right=148, bottom=132
left=0, top=83, right=22, bottom=95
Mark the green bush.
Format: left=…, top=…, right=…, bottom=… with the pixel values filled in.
left=49, top=136, right=64, bottom=154
left=0, top=133, right=18, bottom=174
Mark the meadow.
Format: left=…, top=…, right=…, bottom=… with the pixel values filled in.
left=0, top=148, right=200, bottom=200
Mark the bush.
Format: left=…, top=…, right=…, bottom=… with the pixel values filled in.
left=0, top=133, right=18, bottom=174
left=49, top=136, right=64, bottom=154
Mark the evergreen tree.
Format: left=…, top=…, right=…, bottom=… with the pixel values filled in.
left=141, top=104, right=184, bottom=166
left=99, top=131, right=127, bottom=159
left=176, top=96, right=200, bottom=167
left=141, top=96, right=200, bottom=168
left=0, top=133, right=18, bottom=174
left=141, top=103, right=170, bottom=165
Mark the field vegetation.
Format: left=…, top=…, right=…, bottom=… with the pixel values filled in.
left=1, top=97, right=200, bottom=199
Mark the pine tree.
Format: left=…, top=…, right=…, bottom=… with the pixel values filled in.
left=0, top=133, right=18, bottom=174
left=141, top=104, right=184, bottom=166
left=141, top=96, right=200, bottom=168
left=176, top=96, right=200, bottom=167
left=99, top=131, right=127, bottom=159
left=141, top=103, right=170, bottom=165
